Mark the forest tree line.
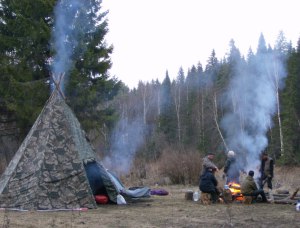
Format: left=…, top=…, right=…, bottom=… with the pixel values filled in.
left=0, top=1, right=299, bottom=176
left=107, top=32, right=300, bottom=170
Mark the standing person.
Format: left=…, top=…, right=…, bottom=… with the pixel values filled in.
left=260, top=151, right=274, bottom=190
left=199, top=168, right=220, bottom=203
left=223, top=150, right=241, bottom=184
left=201, top=152, right=219, bottom=175
left=241, top=170, right=268, bottom=203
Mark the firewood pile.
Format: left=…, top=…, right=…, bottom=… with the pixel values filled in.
left=266, top=188, right=300, bottom=204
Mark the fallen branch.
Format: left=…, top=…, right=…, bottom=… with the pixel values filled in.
left=290, top=188, right=299, bottom=200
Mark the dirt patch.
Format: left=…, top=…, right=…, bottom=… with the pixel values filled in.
left=1, top=185, right=299, bottom=228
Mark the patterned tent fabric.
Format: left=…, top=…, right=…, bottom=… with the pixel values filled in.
left=0, top=90, right=117, bottom=210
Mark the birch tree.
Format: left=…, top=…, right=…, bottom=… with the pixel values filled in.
left=173, top=67, right=185, bottom=143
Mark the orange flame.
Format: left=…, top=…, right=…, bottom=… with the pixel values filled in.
left=228, top=182, right=244, bottom=201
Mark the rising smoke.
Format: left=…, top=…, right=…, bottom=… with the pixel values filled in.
left=103, top=117, right=147, bottom=174
left=220, top=42, right=287, bottom=175
left=51, top=0, right=90, bottom=91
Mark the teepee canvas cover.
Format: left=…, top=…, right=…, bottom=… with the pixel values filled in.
left=0, top=85, right=118, bottom=210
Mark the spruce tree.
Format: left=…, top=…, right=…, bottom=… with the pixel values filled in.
left=49, top=0, right=121, bottom=131
left=158, top=71, right=176, bottom=143
left=0, top=0, right=120, bottom=135
left=280, top=39, right=300, bottom=164
left=0, top=0, right=55, bottom=131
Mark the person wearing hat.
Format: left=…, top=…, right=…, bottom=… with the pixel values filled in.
left=199, top=167, right=220, bottom=203
left=223, top=150, right=241, bottom=184
left=201, top=152, right=219, bottom=175
left=241, top=170, right=268, bottom=202
left=259, top=151, right=274, bottom=190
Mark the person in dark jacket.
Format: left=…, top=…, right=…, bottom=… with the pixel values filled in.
left=199, top=168, right=220, bottom=203
left=259, top=152, right=274, bottom=190
left=241, top=170, right=268, bottom=202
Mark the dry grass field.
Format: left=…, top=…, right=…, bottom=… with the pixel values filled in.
left=0, top=167, right=299, bottom=228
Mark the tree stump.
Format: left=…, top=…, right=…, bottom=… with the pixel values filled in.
left=243, top=196, right=253, bottom=204
left=223, top=189, right=233, bottom=203
left=185, top=191, right=193, bottom=200
left=200, top=192, right=211, bottom=205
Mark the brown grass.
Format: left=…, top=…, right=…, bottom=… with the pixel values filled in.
left=0, top=183, right=299, bottom=228
left=0, top=167, right=299, bottom=227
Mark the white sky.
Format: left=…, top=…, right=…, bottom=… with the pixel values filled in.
left=102, top=0, right=300, bottom=89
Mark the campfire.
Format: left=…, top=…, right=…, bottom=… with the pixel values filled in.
left=228, top=182, right=244, bottom=201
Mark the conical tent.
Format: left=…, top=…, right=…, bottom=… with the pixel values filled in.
left=0, top=86, right=119, bottom=210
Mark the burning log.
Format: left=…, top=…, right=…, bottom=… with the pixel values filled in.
left=227, top=182, right=243, bottom=202
left=221, top=182, right=245, bottom=203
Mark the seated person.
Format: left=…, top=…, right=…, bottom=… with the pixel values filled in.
left=241, top=170, right=268, bottom=202
left=199, top=168, right=220, bottom=203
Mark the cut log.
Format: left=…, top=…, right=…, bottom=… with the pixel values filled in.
left=185, top=191, right=193, bottom=201
left=268, top=188, right=300, bottom=202
left=273, top=188, right=299, bottom=204
left=276, top=189, right=289, bottom=194
left=273, top=199, right=297, bottom=204
left=200, top=192, right=211, bottom=205
left=266, top=193, right=289, bottom=197
left=243, top=196, right=253, bottom=204
left=223, top=189, right=233, bottom=204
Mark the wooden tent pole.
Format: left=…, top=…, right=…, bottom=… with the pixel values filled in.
left=51, top=73, right=66, bottom=99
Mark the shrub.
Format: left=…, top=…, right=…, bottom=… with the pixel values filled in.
left=157, top=148, right=202, bottom=185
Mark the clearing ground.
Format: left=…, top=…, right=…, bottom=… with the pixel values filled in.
left=0, top=167, right=299, bottom=228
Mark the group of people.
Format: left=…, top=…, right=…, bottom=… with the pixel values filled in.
left=199, top=150, right=274, bottom=204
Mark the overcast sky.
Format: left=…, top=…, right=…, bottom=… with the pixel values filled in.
left=102, top=0, right=300, bottom=89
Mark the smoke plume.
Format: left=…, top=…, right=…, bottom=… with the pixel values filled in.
left=103, top=117, right=147, bottom=174
left=50, top=0, right=89, bottom=91
left=220, top=49, right=287, bottom=174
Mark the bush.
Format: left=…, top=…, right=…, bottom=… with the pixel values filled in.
left=157, top=148, right=202, bottom=185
